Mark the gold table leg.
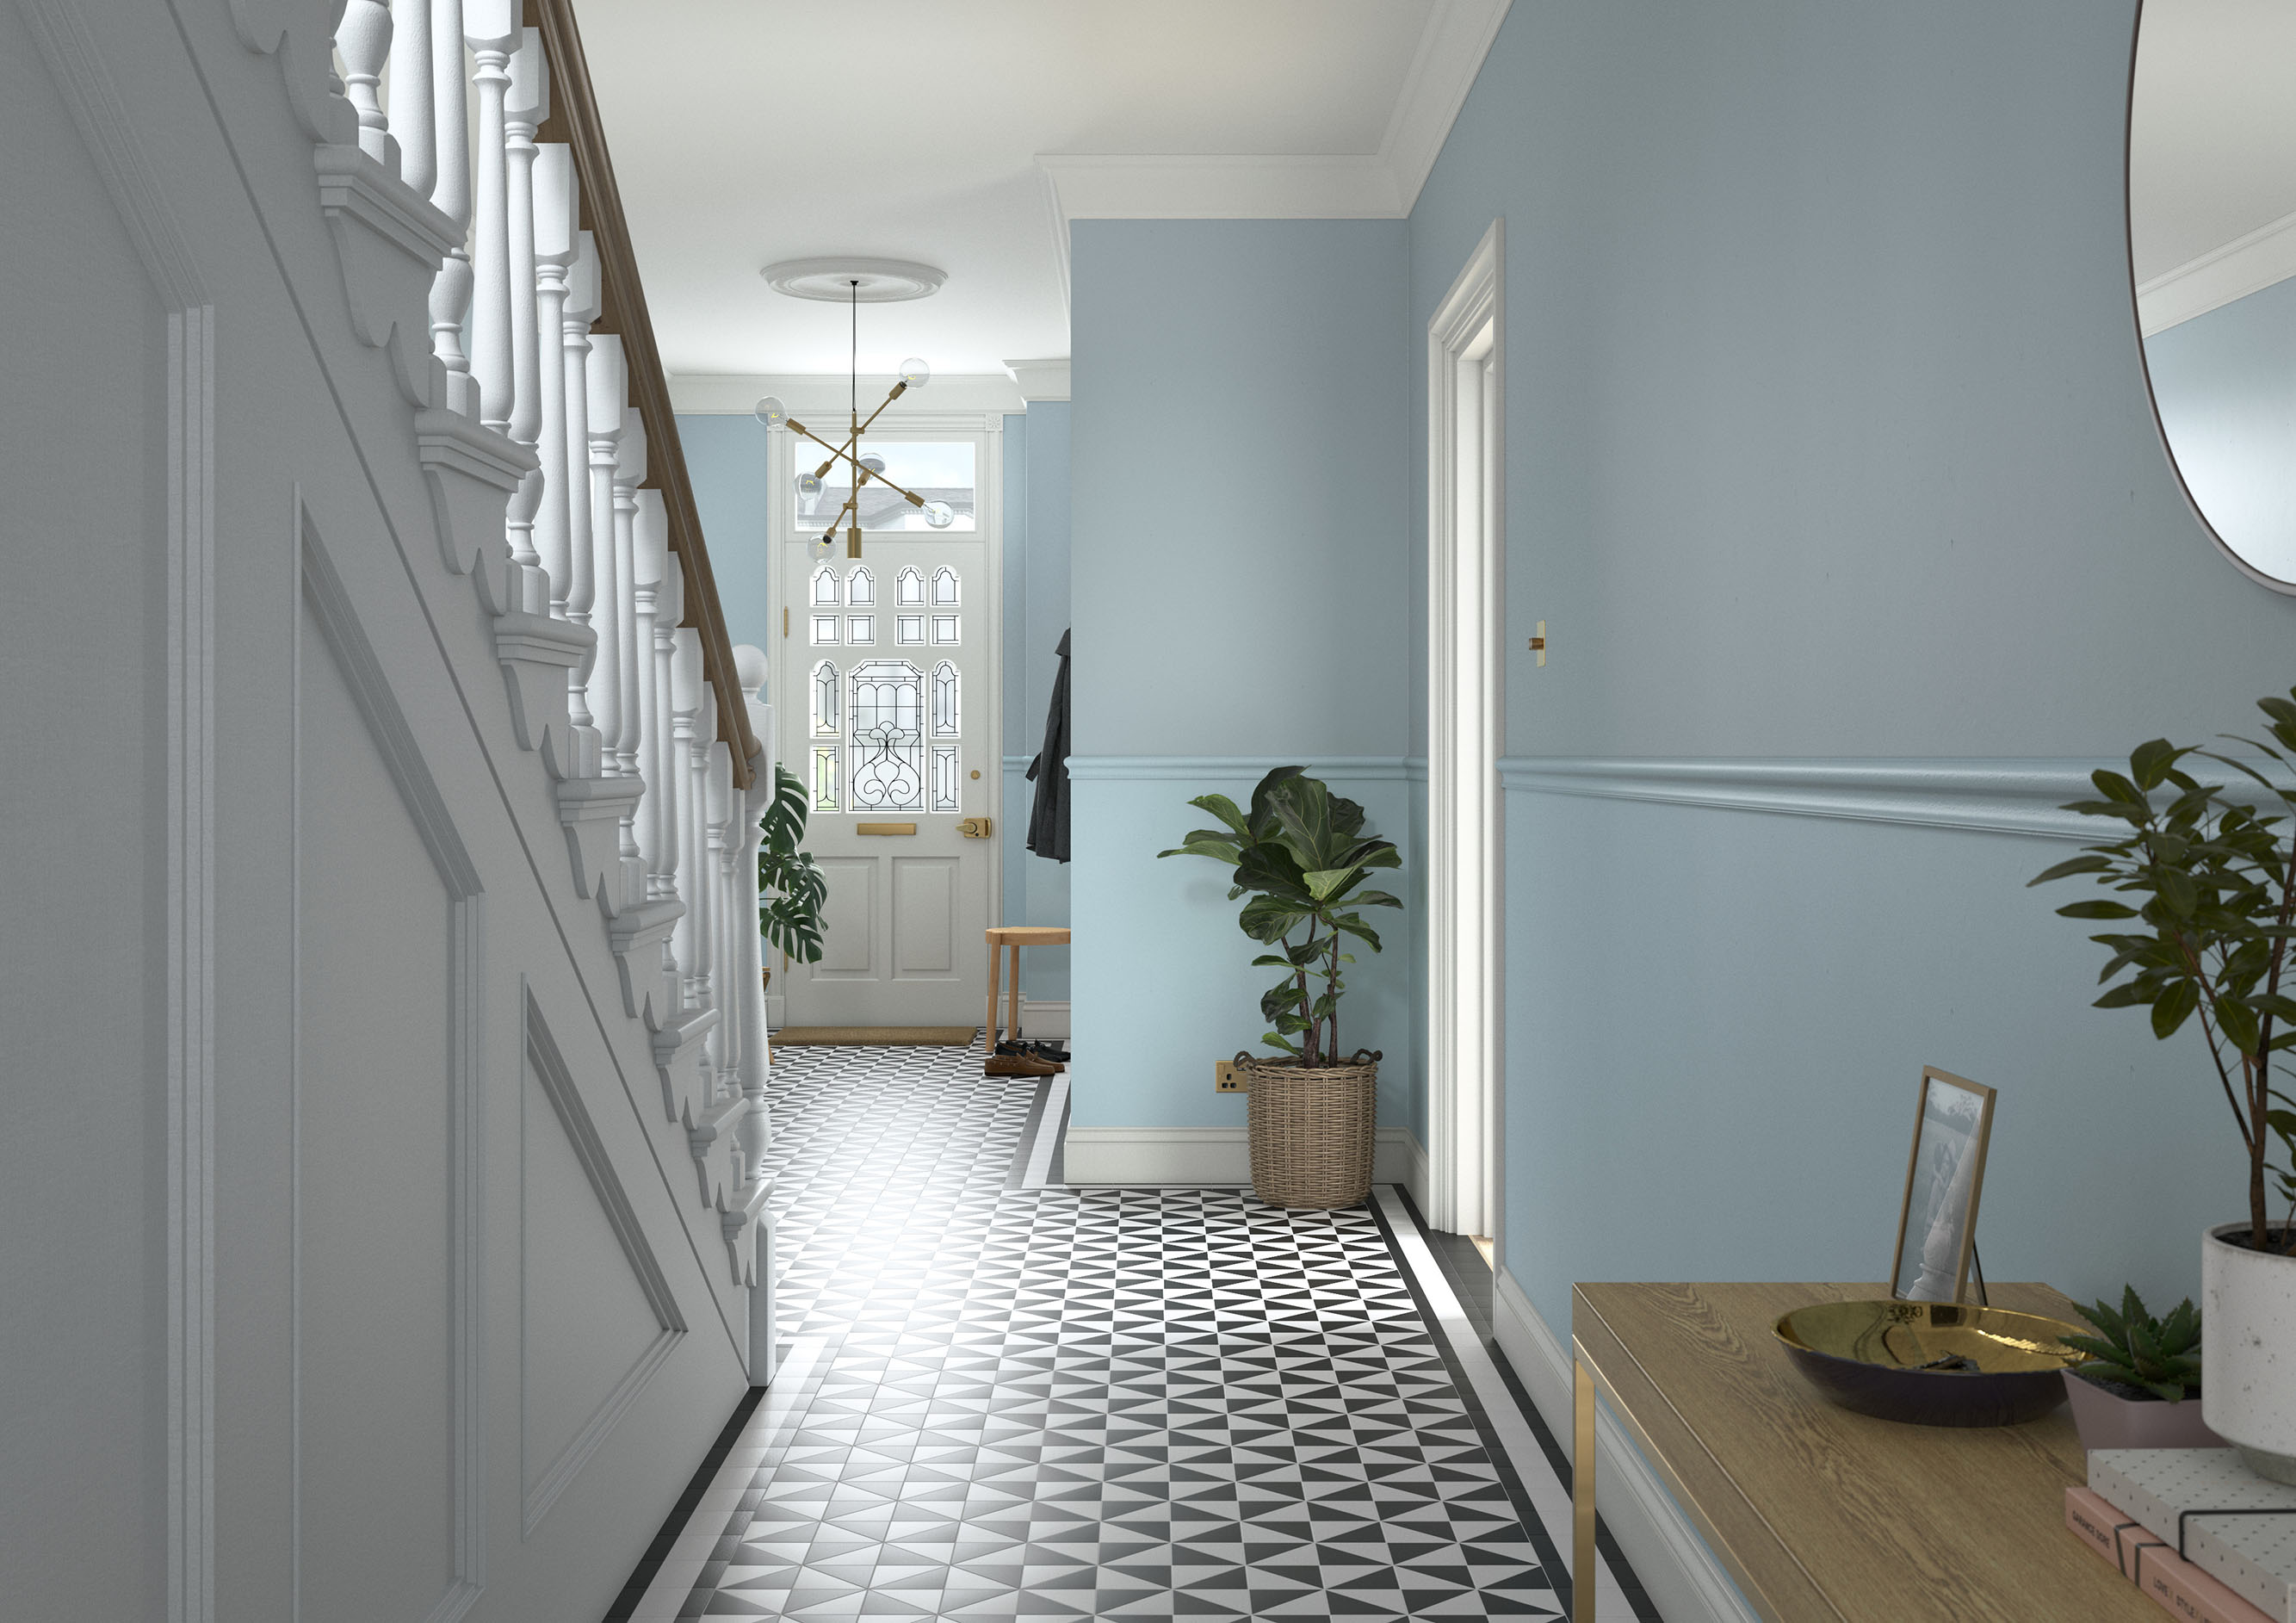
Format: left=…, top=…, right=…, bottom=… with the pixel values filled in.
left=1575, top=1353, right=1598, bottom=1623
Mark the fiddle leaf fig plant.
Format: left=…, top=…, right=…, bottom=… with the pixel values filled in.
left=1159, top=765, right=1402, bottom=1065
left=758, top=763, right=827, bottom=965
left=2029, top=686, right=2296, bottom=1254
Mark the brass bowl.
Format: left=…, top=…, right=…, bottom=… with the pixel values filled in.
left=1773, top=1299, right=2086, bottom=1428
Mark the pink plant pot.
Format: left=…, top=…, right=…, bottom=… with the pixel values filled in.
left=2061, top=1368, right=2227, bottom=1450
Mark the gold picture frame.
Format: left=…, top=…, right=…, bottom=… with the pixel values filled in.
left=1889, top=1067, right=1997, bottom=1304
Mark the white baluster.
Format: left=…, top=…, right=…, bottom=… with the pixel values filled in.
left=530, top=144, right=579, bottom=615
left=501, top=30, right=548, bottom=599
left=631, top=487, right=668, bottom=892
left=688, top=659, right=721, bottom=1025
left=337, top=1, right=395, bottom=168
left=616, top=407, right=651, bottom=790
left=426, top=0, right=475, bottom=418
left=464, top=1, right=514, bottom=433
left=668, top=622, right=706, bottom=1006
left=387, top=0, right=435, bottom=195
left=585, top=332, right=628, bottom=778
left=735, top=691, right=775, bottom=1186
left=562, top=233, right=601, bottom=744
left=704, top=740, right=734, bottom=1098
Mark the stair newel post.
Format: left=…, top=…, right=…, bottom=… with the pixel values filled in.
left=424, top=0, right=475, bottom=418
left=630, top=484, right=667, bottom=894
left=583, top=331, right=628, bottom=785
left=734, top=700, right=776, bottom=1189
left=462, top=1, right=515, bottom=434
left=704, top=739, right=737, bottom=1100
left=529, top=143, right=579, bottom=619
left=336, top=1, right=395, bottom=167
left=500, top=28, right=549, bottom=602
left=560, top=233, right=603, bottom=751
left=386, top=0, right=435, bottom=195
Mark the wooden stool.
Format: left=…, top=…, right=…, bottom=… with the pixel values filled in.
left=984, top=926, right=1071, bottom=1052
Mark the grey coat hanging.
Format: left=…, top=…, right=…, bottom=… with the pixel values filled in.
left=1024, top=629, right=1071, bottom=863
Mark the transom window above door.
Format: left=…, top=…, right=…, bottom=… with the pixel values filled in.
left=794, top=441, right=977, bottom=531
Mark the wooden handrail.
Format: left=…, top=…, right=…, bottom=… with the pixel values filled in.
left=527, top=0, right=758, bottom=789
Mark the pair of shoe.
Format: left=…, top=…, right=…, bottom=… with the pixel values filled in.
left=983, top=1038, right=1068, bottom=1077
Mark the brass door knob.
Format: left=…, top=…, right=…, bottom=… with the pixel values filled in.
left=957, top=816, right=993, bottom=839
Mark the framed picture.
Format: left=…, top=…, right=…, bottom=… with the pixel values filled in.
left=1889, top=1067, right=1996, bottom=1304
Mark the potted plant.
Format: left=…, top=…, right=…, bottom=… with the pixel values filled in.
left=758, top=763, right=826, bottom=986
left=1160, top=765, right=1402, bottom=1209
left=2058, top=1286, right=2225, bottom=1449
left=2033, top=686, right=2296, bottom=1482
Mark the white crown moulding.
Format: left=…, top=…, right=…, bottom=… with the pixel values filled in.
left=667, top=372, right=1026, bottom=415
left=1001, top=358, right=1070, bottom=402
left=2138, top=208, right=2296, bottom=337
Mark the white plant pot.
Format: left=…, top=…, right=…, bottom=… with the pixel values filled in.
left=2201, top=1222, right=2296, bottom=1485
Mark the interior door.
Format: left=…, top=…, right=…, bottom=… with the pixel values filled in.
left=777, top=530, right=993, bottom=1026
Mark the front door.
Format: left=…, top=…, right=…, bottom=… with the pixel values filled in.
left=774, top=465, right=995, bottom=1025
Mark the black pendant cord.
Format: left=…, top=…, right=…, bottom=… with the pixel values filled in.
left=850, top=279, right=857, bottom=419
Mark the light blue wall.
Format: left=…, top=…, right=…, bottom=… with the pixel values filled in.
left=1069, top=219, right=1416, bottom=1131
left=1405, top=0, right=2296, bottom=1335
left=675, top=413, right=776, bottom=666
left=999, top=406, right=1073, bottom=1000
left=2144, top=274, right=2296, bottom=585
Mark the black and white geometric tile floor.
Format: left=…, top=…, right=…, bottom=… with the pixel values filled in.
left=610, top=1041, right=1627, bottom=1622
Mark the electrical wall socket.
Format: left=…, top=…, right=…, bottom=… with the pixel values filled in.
left=1215, top=1061, right=1247, bottom=1093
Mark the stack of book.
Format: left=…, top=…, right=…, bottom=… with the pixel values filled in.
left=2065, top=1447, right=2296, bottom=1623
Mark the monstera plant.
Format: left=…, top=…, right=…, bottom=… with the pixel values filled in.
left=1159, top=765, right=1401, bottom=1064
left=758, top=763, right=826, bottom=966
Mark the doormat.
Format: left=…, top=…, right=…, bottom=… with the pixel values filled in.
left=773, top=1026, right=979, bottom=1047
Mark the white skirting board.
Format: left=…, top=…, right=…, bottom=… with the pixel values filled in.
left=1063, top=1125, right=1428, bottom=1209
left=1489, top=1267, right=1761, bottom=1623
left=1017, top=999, right=1070, bottom=1039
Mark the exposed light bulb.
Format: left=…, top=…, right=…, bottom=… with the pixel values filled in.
left=860, top=454, right=887, bottom=475
left=753, top=395, right=789, bottom=428
left=924, top=501, right=956, bottom=530
left=898, top=357, right=931, bottom=387
left=796, top=471, right=823, bottom=497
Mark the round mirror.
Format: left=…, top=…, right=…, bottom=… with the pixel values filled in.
left=2132, top=0, right=2296, bottom=592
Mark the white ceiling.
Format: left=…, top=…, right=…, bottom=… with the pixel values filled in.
left=572, top=0, right=1508, bottom=385
left=2130, top=0, right=2296, bottom=325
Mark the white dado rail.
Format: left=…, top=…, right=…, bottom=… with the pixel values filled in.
left=319, top=0, right=775, bottom=1283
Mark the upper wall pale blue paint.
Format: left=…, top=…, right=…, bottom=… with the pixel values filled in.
left=1406, top=0, right=2296, bottom=1335
left=2143, top=275, right=2296, bottom=586
left=1072, top=220, right=1412, bottom=759
left=1068, top=220, right=1418, bottom=1130
left=676, top=413, right=776, bottom=664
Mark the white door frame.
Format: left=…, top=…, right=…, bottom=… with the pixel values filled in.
left=1427, top=220, right=1503, bottom=1242
left=765, top=408, right=1006, bottom=1020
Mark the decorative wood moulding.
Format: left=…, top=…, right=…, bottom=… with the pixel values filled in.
left=1494, top=756, right=2296, bottom=842
left=1001, top=358, right=1071, bottom=402
left=1064, top=755, right=1417, bottom=782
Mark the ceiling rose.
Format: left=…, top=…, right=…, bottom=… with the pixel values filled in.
left=760, top=257, right=946, bottom=303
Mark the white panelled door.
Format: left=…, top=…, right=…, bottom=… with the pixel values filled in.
left=776, top=519, right=994, bottom=1026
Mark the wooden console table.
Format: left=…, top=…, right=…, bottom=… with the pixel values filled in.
left=1569, top=1281, right=2156, bottom=1623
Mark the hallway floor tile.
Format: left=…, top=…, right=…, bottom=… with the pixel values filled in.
left=621, top=1043, right=1569, bottom=1621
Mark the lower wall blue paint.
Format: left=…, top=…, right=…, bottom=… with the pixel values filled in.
left=1501, top=765, right=2243, bottom=1338
left=1068, top=761, right=1419, bottom=1131
left=675, top=413, right=775, bottom=658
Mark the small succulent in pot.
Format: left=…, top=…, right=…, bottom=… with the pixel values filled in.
left=2061, top=1286, right=2202, bottom=1402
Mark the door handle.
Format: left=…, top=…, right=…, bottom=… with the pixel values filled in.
left=957, top=817, right=993, bottom=839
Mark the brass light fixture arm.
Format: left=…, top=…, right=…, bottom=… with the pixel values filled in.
left=785, top=413, right=929, bottom=510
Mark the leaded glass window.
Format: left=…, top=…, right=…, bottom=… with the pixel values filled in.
left=847, top=615, right=875, bottom=645
left=811, top=565, right=840, bottom=606
left=931, top=566, right=959, bottom=605
left=810, top=614, right=840, bottom=644
left=931, top=614, right=959, bottom=645
left=847, top=659, right=924, bottom=812
left=931, top=660, right=959, bottom=737
left=810, top=745, right=839, bottom=812
left=895, top=614, right=925, bottom=645
left=896, top=567, right=924, bottom=605
left=847, top=566, right=875, bottom=605
left=810, top=660, right=839, bottom=737
left=931, top=744, right=961, bottom=813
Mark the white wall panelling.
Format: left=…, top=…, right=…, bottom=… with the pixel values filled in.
left=2, top=4, right=777, bottom=1617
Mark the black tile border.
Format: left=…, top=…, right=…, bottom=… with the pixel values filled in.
left=1369, top=1191, right=1663, bottom=1623
left=601, top=1383, right=767, bottom=1622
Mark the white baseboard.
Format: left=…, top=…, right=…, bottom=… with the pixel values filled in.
left=1489, top=1268, right=1760, bottom=1623
left=1062, top=1124, right=1424, bottom=1189
left=1017, top=998, right=1070, bottom=1039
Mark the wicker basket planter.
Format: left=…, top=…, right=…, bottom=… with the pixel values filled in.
left=1239, top=1050, right=1380, bottom=1210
